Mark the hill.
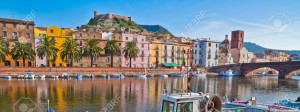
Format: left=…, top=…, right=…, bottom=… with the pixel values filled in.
left=139, top=25, right=173, bottom=36
left=244, top=42, right=300, bottom=54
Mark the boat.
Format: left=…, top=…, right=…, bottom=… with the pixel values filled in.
left=111, top=74, right=125, bottom=78
left=50, top=74, right=59, bottom=79
left=277, top=97, right=300, bottom=109
left=193, top=71, right=206, bottom=77
left=148, top=73, right=155, bottom=77
left=38, top=74, right=46, bottom=80
left=171, top=73, right=187, bottom=77
left=223, top=97, right=299, bottom=111
left=98, top=74, right=110, bottom=79
left=4, top=75, right=12, bottom=79
left=86, top=74, right=94, bottom=79
left=18, top=74, right=25, bottom=79
left=59, top=73, right=70, bottom=79
left=219, top=69, right=236, bottom=77
left=75, top=74, right=83, bottom=80
left=160, top=74, right=168, bottom=77
left=26, top=72, right=35, bottom=79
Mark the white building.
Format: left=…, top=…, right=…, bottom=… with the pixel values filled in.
left=193, top=38, right=219, bottom=67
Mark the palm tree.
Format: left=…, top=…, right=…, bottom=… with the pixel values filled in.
left=0, top=37, right=9, bottom=63
left=104, top=40, right=120, bottom=67
left=123, top=41, right=140, bottom=68
left=83, top=39, right=103, bottom=67
left=60, top=38, right=81, bottom=67
left=36, top=36, right=59, bottom=67
left=10, top=42, right=35, bottom=67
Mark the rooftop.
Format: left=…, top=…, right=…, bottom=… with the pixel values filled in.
left=0, top=18, right=34, bottom=25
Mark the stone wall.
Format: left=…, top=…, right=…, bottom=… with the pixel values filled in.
left=0, top=67, right=180, bottom=76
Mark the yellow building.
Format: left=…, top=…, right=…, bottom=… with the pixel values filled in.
left=46, top=26, right=73, bottom=67
left=149, top=40, right=162, bottom=67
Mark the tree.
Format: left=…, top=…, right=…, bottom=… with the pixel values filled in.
left=10, top=42, right=35, bottom=67
left=123, top=41, right=140, bottom=68
left=36, top=36, right=59, bottom=67
left=83, top=39, right=103, bottom=67
left=0, top=37, right=9, bottom=62
left=104, top=40, right=120, bottom=67
left=60, top=38, right=81, bottom=67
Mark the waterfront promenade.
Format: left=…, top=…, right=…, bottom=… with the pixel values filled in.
left=0, top=67, right=180, bottom=76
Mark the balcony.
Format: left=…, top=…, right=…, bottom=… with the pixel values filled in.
left=140, top=54, right=145, bottom=57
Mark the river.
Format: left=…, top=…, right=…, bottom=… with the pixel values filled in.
left=0, top=76, right=299, bottom=112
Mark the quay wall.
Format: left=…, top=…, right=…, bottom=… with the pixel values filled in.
left=0, top=67, right=181, bottom=76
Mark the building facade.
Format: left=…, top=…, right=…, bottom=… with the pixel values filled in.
left=0, top=18, right=35, bottom=67
left=193, top=38, right=219, bottom=67
left=46, top=26, right=73, bottom=67
left=218, top=35, right=234, bottom=65
left=231, top=30, right=244, bottom=49
left=149, top=40, right=162, bottom=68
left=121, top=33, right=149, bottom=68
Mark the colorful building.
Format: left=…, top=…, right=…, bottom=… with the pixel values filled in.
left=0, top=18, right=35, bottom=67
left=46, top=26, right=73, bottom=67
left=193, top=38, right=219, bottom=67
left=149, top=40, right=162, bottom=68
left=120, top=33, right=149, bottom=68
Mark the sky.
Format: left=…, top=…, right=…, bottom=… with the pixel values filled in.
left=1, top=0, right=299, bottom=50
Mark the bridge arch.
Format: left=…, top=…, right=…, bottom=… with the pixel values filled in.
left=244, top=67, right=278, bottom=77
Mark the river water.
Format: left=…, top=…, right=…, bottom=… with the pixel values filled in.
left=0, top=76, right=299, bottom=112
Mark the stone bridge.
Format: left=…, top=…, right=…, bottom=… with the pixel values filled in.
left=209, top=62, right=300, bottom=78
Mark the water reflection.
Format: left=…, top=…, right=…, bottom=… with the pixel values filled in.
left=0, top=77, right=299, bottom=112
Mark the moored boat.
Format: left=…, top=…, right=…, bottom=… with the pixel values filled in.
left=160, top=74, right=168, bottom=77
left=86, top=74, right=94, bottom=78
left=39, top=74, right=46, bottom=80
left=75, top=74, right=83, bottom=80
left=4, top=75, right=12, bottom=79
left=219, top=69, right=236, bottom=77
left=171, top=73, right=187, bottom=77
left=193, top=72, right=206, bottom=77
left=277, top=97, right=300, bottom=109
left=26, top=72, right=35, bottom=79
left=111, top=74, right=125, bottom=78
left=18, top=74, right=25, bottom=79
left=59, top=73, right=70, bottom=79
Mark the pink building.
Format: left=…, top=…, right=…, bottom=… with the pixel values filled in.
left=121, top=33, right=149, bottom=68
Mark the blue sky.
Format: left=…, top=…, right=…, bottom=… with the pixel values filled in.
left=1, top=0, right=299, bottom=50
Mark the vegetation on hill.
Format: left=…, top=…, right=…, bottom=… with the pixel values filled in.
left=139, top=25, right=173, bottom=36
left=244, top=42, right=300, bottom=54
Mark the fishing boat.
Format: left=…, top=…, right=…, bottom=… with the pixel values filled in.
left=219, top=69, right=236, bottom=77
left=59, top=73, right=70, bottom=79
left=171, top=73, right=187, bottom=77
left=223, top=97, right=299, bottom=111
left=111, top=74, right=125, bottom=78
left=4, top=75, right=12, bottom=79
left=26, top=72, right=35, bottom=79
left=160, top=74, right=168, bottom=77
left=277, top=97, right=300, bottom=109
left=193, top=71, right=206, bottom=77
left=75, top=74, right=83, bottom=80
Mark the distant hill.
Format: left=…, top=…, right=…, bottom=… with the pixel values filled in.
left=139, top=25, right=173, bottom=36
left=244, top=42, right=300, bottom=54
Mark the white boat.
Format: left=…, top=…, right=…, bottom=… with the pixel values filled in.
left=171, top=73, right=187, bottom=77
left=160, top=90, right=222, bottom=112
left=223, top=97, right=299, bottom=112
left=193, top=71, right=206, bottom=77
left=98, top=74, right=107, bottom=78
left=219, top=69, right=236, bottom=77
left=291, top=74, right=300, bottom=80
left=111, top=74, right=125, bottom=78
left=4, top=75, right=12, bottom=79
left=18, top=74, right=25, bottom=79
left=137, top=74, right=147, bottom=78
left=50, top=74, right=59, bottom=79
left=86, top=74, right=94, bottom=78
left=26, top=72, right=35, bottom=79
left=160, top=74, right=168, bottom=77
left=39, top=75, right=46, bottom=80
left=59, top=73, right=70, bottom=79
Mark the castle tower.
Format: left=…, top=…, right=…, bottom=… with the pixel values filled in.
left=231, top=30, right=244, bottom=49
left=94, top=11, right=99, bottom=19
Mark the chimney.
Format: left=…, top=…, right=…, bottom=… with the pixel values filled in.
left=94, top=11, right=99, bottom=19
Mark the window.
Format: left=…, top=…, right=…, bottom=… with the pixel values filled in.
left=93, top=35, right=96, bottom=38
left=50, top=29, right=54, bottom=33
left=106, top=57, right=110, bottom=63
left=162, top=100, right=174, bottom=112
left=3, top=23, right=6, bottom=27
left=13, top=32, right=17, bottom=39
left=4, top=61, right=10, bottom=67
left=3, top=31, right=7, bottom=37
left=80, top=41, right=82, bottom=46
left=208, top=43, right=211, bottom=47
left=26, top=33, right=30, bottom=39
left=194, top=50, right=197, bottom=54
left=126, top=37, right=128, bottom=40
left=176, top=102, right=193, bottom=112
left=216, top=44, right=218, bottom=48
left=80, top=33, right=82, bottom=37
left=26, top=25, right=29, bottom=29
left=142, top=44, right=144, bottom=48
left=28, top=61, right=32, bottom=67
left=142, top=57, right=144, bottom=62
left=13, top=24, right=17, bottom=28
left=15, top=61, right=19, bottom=67
left=142, top=39, right=144, bottom=42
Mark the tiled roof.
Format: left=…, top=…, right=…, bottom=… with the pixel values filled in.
left=0, top=18, right=34, bottom=25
